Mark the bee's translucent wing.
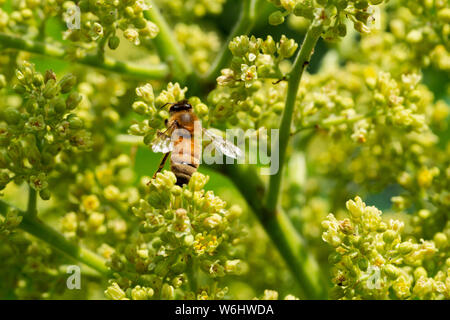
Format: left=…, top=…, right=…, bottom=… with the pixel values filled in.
left=151, top=130, right=174, bottom=154
left=203, top=129, right=243, bottom=159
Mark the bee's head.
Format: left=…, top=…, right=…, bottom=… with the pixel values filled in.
left=166, top=100, right=192, bottom=113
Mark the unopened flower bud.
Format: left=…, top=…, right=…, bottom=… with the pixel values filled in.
left=3, top=108, right=21, bottom=125
left=67, top=114, right=84, bottom=129
left=66, top=92, right=82, bottom=110
left=43, top=79, right=58, bottom=98
left=132, top=101, right=149, bottom=115
left=108, top=36, right=120, bottom=50
left=105, top=283, right=126, bottom=300
left=269, top=11, right=285, bottom=25
left=39, top=188, right=51, bottom=200
left=44, top=70, right=56, bottom=83
left=136, top=83, right=154, bottom=103
left=383, top=230, right=397, bottom=243
left=161, top=283, right=175, bottom=300
left=59, top=74, right=77, bottom=94
left=188, top=172, right=209, bottom=191
left=278, top=35, right=298, bottom=58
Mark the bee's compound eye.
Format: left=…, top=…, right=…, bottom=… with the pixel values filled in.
left=164, top=119, right=168, bottom=126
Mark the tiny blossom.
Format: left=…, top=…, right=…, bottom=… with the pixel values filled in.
left=81, top=195, right=100, bottom=213
left=194, top=233, right=220, bottom=255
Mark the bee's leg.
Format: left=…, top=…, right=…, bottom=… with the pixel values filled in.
left=272, top=76, right=287, bottom=85
left=152, top=152, right=170, bottom=180
left=158, top=120, right=178, bottom=136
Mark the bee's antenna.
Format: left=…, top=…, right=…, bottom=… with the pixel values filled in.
left=159, top=102, right=175, bottom=110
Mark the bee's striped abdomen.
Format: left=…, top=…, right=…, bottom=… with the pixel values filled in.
left=170, top=135, right=201, bottom=186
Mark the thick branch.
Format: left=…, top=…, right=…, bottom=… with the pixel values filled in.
left=0, top=32, right=169, bottom=80
left=217, top=164, right=327, bottom=299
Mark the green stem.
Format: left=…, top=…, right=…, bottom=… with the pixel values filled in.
left=202, top=0, right=259, bottom=84
left=27, top=186, right=37, bottom=218
left=186, top=259, right=198, bottom=295
left=0, top=32, right=169, bottom=80
left=97, top=30, right=112, bottom=61
left=217, top=164, right=327, bottom=299
left=265, top=23, right=323, bottom=214
left=144, top=0, right=194, bottom=81
left=0, top=200, right=110, bottom=276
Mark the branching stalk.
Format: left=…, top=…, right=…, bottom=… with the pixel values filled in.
left=265, top=23, right=323, bottom=214
left=291, top=114, right=367, bottom=136
left=0, top=200, right=110, bottom=276
left=0, top=32, right=169, bottom=80
left=217, top=164, right=327, bottom=299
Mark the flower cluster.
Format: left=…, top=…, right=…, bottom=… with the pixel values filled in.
left=156, top=0, right=226, bottom=18
left=322, top=197, right=449, bottom=299
left=292, top=53, right=448, bottom=196
left=208, top=78, right=287, bottom=130
left=0, top=207, right=22, bottom=238
left=294, top=59, right=437, bottom=141
left=0, top=0, right=65, bottom=36
left=63, top=0, right=159, bottom=52
left=207, top=35, right=297, bottom=129
left=70, top=69, right=132, bottom=161
left=355, top=0, right=449, bottom=73
left=174, top=23, right=221, bottom=74
left=268, top=0, right=388, bottom=40
left=129, top=81, right=185, bottom=136
left=60, top=154, right=136, bottom=241
left=217, top=35, right=297, bottom=89
left=0, top=62, right=91, bottom=199
left=104, top=171, right=246, bottom=300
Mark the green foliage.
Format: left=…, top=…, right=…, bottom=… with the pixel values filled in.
left=0, top=62, right=90, bottom=199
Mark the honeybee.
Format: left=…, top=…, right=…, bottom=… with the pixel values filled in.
left=151, top=100, right=242, bottom=186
